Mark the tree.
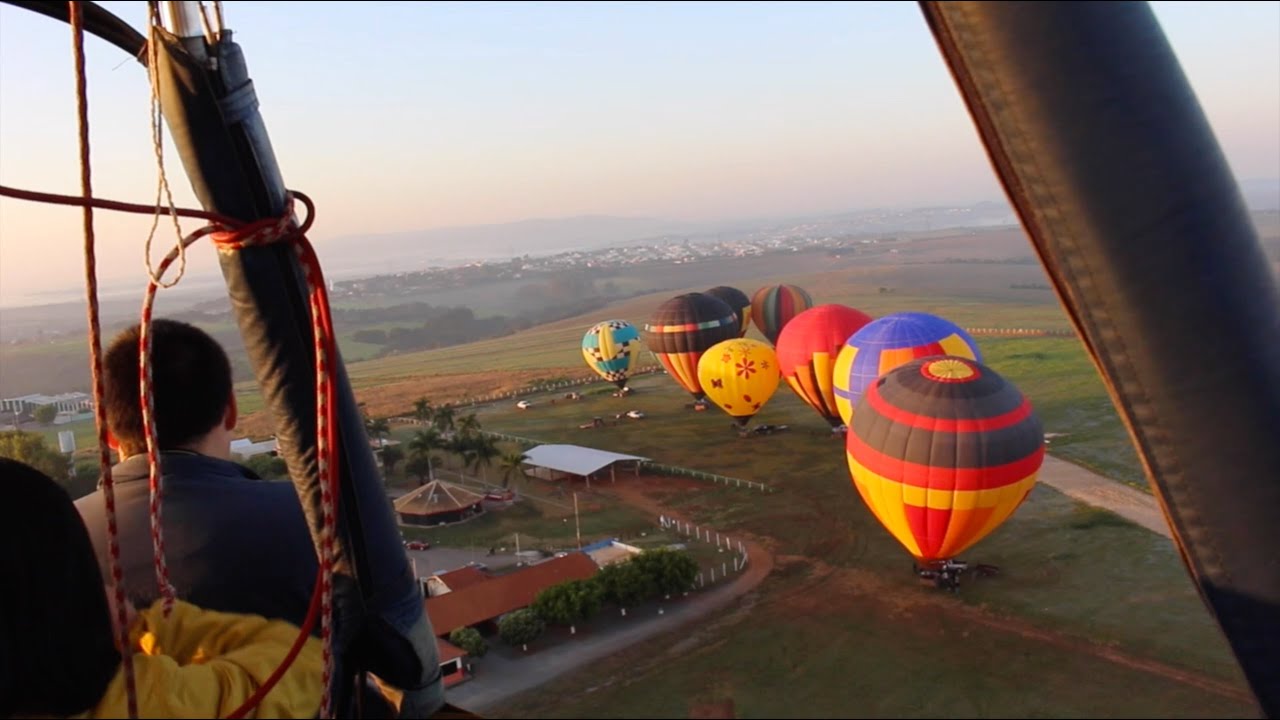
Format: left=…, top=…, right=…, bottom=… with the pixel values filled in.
left=412, top=397, right=434, bottom=426
left=470, top=435, right=501, bottom=484
left=498, top=450, right=528, bottom=490
left=243, top=453, right=288, bottom=480
left=405, top=455, right=433, bottom=485
left=33, top=404, right=57, bottom=425
left=365, top=417, right=390, bottom=446
left=448, top=627, right=487, bottom=658
left=532, top=579, right=603, bottom=627
left=595, top=561, right=656, bottom=608
left=380, top=445, right=404, bottom=476
left=631, top=548, right=700, bottom=595
left=456, top=413, right=481, bottom=438
left=0, top=430, right=69, bottom=484
left=431, top=406, right=455, bottom=435
left=498, top=608, right=545, bottom=646
left=408, top=428, right=443, bottom=481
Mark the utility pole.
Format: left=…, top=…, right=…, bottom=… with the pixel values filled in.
left=574, top=492, right=582, bottom=550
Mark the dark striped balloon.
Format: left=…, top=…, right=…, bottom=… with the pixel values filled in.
left=845, top=355, right=1044, bottom=562
left=751, top=284, right=814, bottom=344
left=705, top=286, right=752, bottom=337
left=642, top=293, right=740, bottom=400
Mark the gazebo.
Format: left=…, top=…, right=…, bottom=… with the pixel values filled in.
left=394, top=479, right=486, bottom=526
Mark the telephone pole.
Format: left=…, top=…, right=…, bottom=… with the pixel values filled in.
left=574, top=492, right=582, bottom=550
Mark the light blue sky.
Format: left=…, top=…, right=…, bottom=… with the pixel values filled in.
left=1, top=1, right=1277, bottom=305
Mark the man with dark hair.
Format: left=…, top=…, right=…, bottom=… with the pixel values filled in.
left=75, top=319, right=447, bottom=718
left=75, top=318, right=318, bottom=628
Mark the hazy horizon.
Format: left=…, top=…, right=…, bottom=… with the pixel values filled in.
left=2, top=1, right=1278, bottom=307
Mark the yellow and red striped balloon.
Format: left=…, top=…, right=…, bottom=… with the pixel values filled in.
left=845, top=356, right=1043, bottom=562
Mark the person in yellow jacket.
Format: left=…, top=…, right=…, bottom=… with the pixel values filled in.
left=0, top=457, right=321, bottom=719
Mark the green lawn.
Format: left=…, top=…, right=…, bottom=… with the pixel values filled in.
left=467, top=357, right=1250, bottom=717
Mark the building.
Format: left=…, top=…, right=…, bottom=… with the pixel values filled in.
left=520, top=444, right=649, bottom=487
left=434, top=638, right=469, bottom=688
left=229, top=437, right=278, bottom=459
left=1, top=392, right=94, bottom=417
left=394, top=480, right=486, bottom=526
left=424, top=565, right=491, bottom=598
left=423, top=552, right=599, bottom=637
left=580, top=538, right=643, bottom=568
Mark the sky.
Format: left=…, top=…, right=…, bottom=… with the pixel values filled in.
left=1, top=1, right=1277, bottom=307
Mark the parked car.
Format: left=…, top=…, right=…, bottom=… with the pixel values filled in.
left=404, top=540, right=430, bottom=551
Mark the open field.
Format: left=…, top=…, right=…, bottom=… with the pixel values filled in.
left=455, top=371, right=1253, bottom=717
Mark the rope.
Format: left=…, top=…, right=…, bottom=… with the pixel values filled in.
left=142, top=4, right=188, bottom=289
left=68, top=4, right=139, bottom=717
left=39, top=6, right=339, bottom=709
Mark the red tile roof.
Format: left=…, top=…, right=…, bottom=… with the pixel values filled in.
left=424, top=553, right=599, bottom=636
left=436, top=638, right=468, bottom=664
left=435, top=566, right=491, bottom=592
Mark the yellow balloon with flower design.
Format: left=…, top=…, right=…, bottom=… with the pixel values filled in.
left=696, top=338, right=782, bottom=427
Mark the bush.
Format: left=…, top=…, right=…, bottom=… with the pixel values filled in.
left=448, top=627, right=487, bottom=658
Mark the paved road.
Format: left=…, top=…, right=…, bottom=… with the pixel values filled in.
left=405, top=547, right=525, bottom=578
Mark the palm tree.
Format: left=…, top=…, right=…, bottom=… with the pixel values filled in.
left=470, top=435, right=501, bottom=485
left=408, top=428, right=443, bottom=482
left=498, top=450, right=528, bottom=490
left=457, top=413, right=481, bottom=438
left=432, top=406, right=456, bottom=435
left=365, top=417, right=390, bottom=446
left=412, top=397, right=434, bottom=426
left=449, top=434, right=478, bottom=477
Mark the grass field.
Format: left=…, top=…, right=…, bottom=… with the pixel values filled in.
left=461, top=362, right=1252, bottom=717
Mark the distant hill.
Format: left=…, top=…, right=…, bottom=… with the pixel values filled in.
left=320, top=215, right=704, bottom=272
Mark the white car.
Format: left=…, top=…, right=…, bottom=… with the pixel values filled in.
left=516, top=400, right=533, bottom=409
left=626, top=410, right=646, bottom=419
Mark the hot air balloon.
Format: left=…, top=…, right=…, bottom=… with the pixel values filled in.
left=696, top=338, right=781, bottom=428
left=845, top=356, right=1044, bottom=564
left=833, top=311, right=981, bottom=426
left=751, top=284, right=814, bottom=344
left=642, top=293, right=740, bottom=402
left=705, top=286, right=752, bottom=337
left=582, top=320, right=642, bottom=389
left=775, top=304, right=874, bottom=429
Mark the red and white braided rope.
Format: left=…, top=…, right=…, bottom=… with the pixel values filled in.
left=67, top=4, right=138, bottom=717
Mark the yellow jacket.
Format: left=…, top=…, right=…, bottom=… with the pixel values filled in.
left=71, top=599, right=322, bottom=719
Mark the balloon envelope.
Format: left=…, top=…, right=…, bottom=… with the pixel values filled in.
left=697, top=338, right=781, bottom=426
left=582, top=320, right=642, bottom=388
left=833, top=311, right=981, bottom=426
left=846, top=356, right=1044, bottom=562
left=642, top=293, right=740, bottom=400
left=750, top=284, right=814, bottom=344
left=775, top=304, right=874, bottom=427
left=705, top=286, right=753, bottom=337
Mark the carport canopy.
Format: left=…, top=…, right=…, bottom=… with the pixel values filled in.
left=521, top=444, right=649, bottom=484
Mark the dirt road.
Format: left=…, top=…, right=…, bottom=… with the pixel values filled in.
left=1037, top=455, right=1171, bottom=539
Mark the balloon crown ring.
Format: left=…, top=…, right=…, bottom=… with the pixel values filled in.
left=921, top=357, right=981, bottom=383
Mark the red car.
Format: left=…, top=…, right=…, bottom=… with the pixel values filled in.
left=404, top=540, right=430, bottom=551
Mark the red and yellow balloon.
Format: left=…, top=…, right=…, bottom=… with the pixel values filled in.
left=775, top=304, right=873, bottom=428
left=845, top=356, right=1043, bottom=562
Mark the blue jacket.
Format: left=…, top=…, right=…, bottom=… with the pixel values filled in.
left=74, top=451, right=319, bottom=632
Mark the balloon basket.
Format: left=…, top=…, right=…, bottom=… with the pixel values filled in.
left=912, top=559, right=998, bottom=592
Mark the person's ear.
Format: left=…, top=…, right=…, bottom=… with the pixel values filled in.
left=224, top=393, right=238, bottom=431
